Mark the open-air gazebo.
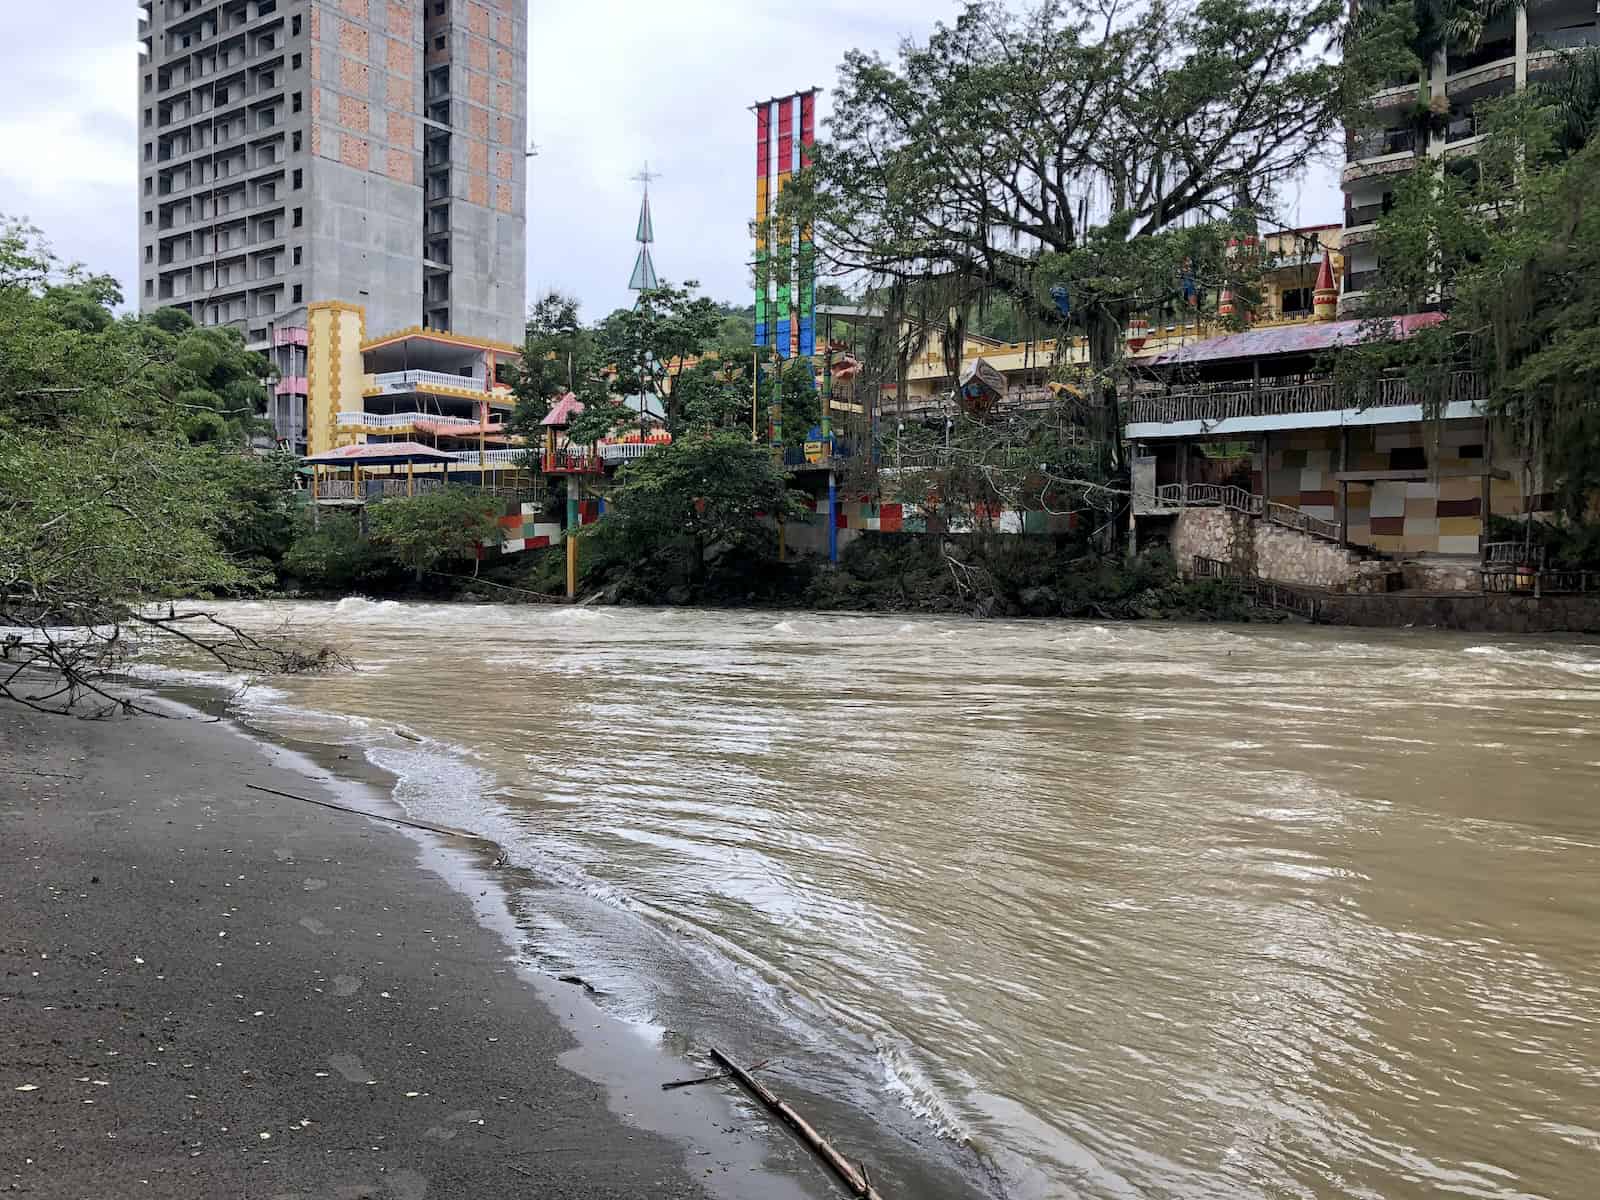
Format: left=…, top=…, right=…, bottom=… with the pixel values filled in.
left=302, top=441, right=459, bottom=504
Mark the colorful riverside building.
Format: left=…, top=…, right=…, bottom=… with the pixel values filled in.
left=297, top=303, right=572, bottom=554
left=1124, top=298, right=1553, bottom=593
left=880, top=225, right=1345, bottom=421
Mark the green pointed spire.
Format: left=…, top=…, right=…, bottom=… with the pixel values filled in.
left=635, top=191, right=654, bottom=244
left=629, top=246, right=658, bottom=291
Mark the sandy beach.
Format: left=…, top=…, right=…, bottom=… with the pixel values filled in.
left=0, top=699, right=856, bottom=1199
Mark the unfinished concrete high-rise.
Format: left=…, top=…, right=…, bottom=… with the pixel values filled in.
left=136, top=0, right=527, bottom=448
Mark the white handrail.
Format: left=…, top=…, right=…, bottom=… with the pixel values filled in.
left=371, top=369, right=492, bottom=394
left=446, top=449, right=528, bottom=464
left=598, top=442, right=663, bottom=463
left=337, top=410, right=485, bottom=429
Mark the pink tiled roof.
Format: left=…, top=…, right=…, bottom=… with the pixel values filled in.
left=541, top=391, right=585, bottom=426
left=302, top=440, right=457, bottom=465
left=1148, top=312, right=1444, bottom=367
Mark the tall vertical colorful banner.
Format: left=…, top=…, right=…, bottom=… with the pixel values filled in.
left=753, top=89, right=818, bottom=363
left=753, top=104, right=771, bottom=348
left=797, top=91, right=815, bottom=358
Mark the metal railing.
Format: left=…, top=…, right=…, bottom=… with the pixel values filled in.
left=1266, top=501, right=1342, bottom=544
left=1482, top=541, right=1544, bottom=569
left=1189, top=556, right=1321, bottom=620
left=542, top=450, right=605, bottom=474
left=1350, top=128, right=1416, bottom=159
left=1155, top=484, right=1341, bottom=543
left=1532, top=25, right=1599, bottom=53
left=312, top=477, right=538, bottom=503
left=370, top=369, right=492, bottom=395
left=1127, top=371, right=1481, bottom=426
left=1483, top=568, right=1600, bottom=596
left=1154, top=482, right=1264, bottom=516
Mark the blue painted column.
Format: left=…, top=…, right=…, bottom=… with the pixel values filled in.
left=827, top=470, right=838, bottom=564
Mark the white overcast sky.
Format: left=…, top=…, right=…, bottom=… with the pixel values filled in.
left=0, top=1, right=1340, bottom=324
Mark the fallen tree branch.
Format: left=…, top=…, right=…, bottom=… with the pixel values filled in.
left=661, top=1057, right=773, bottom=1092
left=244, top=782, right=495, bottom=844
left=709, top=1047, right=884, bottom=1199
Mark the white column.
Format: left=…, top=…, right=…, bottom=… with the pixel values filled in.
left=1515, top=5, right=1529, bottom=89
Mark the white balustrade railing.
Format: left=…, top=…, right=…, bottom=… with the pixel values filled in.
left=371, top=369, right=492, bottom=395
left=338, top=410, right=486, bottom=429
left=598, top=441, right=662, bottom=464
left=446, top=448, right=529, bottom=464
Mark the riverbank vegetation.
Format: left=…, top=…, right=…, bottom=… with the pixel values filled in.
left=0, top=220, right=340, bottom=713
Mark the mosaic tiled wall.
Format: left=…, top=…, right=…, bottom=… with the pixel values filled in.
left=494, top=499, right=597, bottom=555
left=1258, top=421, right=1547, bottom=555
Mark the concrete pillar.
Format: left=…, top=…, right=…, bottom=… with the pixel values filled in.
left=1481, top=417, right=1495, bottom=555
left=1338, top=428, right=1350, bottom=546
left=565, top=479, right=580, bottom=599
left=1515, top=6, right=1529, bottom=89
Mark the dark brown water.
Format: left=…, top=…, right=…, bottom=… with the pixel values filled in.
left=181, top=603, right=1600, bottom=1199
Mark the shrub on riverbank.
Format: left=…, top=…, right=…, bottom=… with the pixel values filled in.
left=480, top=527, right=1263, bottom=621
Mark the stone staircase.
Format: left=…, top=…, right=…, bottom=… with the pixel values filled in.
left=1155, top=484, right=1403, bottom=595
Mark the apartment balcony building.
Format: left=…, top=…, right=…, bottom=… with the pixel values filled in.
left=1339, top=0, right=1599, bottom=312
left=138, top=0, right=303, bottom=348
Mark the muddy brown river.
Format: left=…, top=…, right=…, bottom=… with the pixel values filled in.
left=172, top=603, right=1600, bottom=1199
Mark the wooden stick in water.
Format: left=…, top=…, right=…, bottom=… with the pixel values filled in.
left=709, top=1046, right=884, bottom=1199
left=244, top=782, right=494, bottom=844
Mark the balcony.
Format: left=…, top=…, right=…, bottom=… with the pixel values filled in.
left=541, top=449, right=605, bottom=475
left=446, top=449, right=527, bottom=465
left=337, top=410, right=485, bottom=430
left=1446, top=41, right=1517, bottom=97
left=1349, top=128, right=1415, bottom=160
left=368, top=369, right=494, bottom=396
left=1530, top=25, right=1600, bottom=76
left=1343, top=268, right=1381, bottom=294
left=1345, top=200, right=1387, bottom=227
left=1533, top=24, right=1598, bottom=53
left=597, top=441, right=664, bottom=465
left=1124, top=371, right=1482, bottom=429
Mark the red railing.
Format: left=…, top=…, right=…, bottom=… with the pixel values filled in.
left=542, top=450, right=604, bottom=475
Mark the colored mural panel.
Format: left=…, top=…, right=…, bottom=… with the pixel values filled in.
left=754, top=104, right=771, bottom=347
left=752, top=90, right=819, bottom=363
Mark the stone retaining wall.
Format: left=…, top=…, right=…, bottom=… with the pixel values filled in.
left=1320, top=592, right=1600, bottom=633
left=1165, top=508, right=1600, bottom=630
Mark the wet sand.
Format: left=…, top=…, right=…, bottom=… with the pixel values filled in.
left=0, top=700, right=842, bottom=1199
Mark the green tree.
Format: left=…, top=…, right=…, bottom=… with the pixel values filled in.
left=368, top=487, right=502, bottom=583
left=281, top=511, right=385, bottom=592
left=0, top=217, right=325, bottom=713
left=209, top=450, right=302, bottom=573
left=605, top=430, right=801, bottom=581
left=594, top=281, right=722, bottom=431
left=794, top=0, right=1344, bottom=484
left=504, top=290, right=601, bottom=436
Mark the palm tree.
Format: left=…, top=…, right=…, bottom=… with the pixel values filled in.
left=1537, top=46, right=1600, bottom=152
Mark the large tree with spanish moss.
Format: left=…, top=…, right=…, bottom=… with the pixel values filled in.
left=792, top=0, right=1349, bottom=484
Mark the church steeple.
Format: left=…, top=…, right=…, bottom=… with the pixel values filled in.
left=628, top=163, right=660, bottom=293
